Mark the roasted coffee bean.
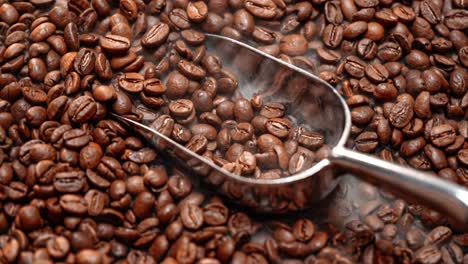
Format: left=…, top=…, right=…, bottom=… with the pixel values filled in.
left=245, top=0, right=277, bottom=19
left=165, top=71, right=189, bottom=99
left=324, top=1, right=343, bottom=25
left=100, top=34, right=131, bottom=54
left=377, top=42, right=403, bottom=62
left=178, top=59, right=206, bottom=80
left=95, top=53, right=112, bottom=80
left=93, top=85, right=116, bottom=102
left=231, top=98, right=254, bottom=123
left=74, top=48, right=96, bottom=75
left=180, top=203, right=204, bottom=229
left=68, top=96, right=97, bottom=123
left=279, top=34, right=308, bottom=56
left=30, top=22, right=56, bottom=42
left=142, top=22, right=170, bottom=48
left=322, top=24, right=343, bottom=49
left=415, top=245, right=442, bottom=264
left=355, top=132, right=379, bottom=152
left=54, top=171, right=85, bottom=193
left=112, top=91, right=133, bottom=115
left=351, top=106, right=374, bottom=125
left=389, top=101, right=414, bottom=128
left=344, top=56, right=366, bottom=78
left=430, top=124, right=456, bottom=147
left=119, top=72, right=144, bottom=93
left=405, top=50, right=430, bottom=69
left=17, top=205, right=43, bottom=231
left=343, top=21, right=368, bottom=40
left=365, top=63, right=389, bottom=83
left=458, top=149, right=468, bottom=166
left=169, top=99, right=194, bottom=118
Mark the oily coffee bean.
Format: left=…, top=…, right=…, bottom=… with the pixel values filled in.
left=142, top=23, right=170, bottom=48
left=344, top=56, right=366, bottom=78
left=279, top=34, right=308, bottom=56
left=430, top=124, right=456, bottom=147
left=74, top=48, right=96, bottom=75
left=244, top=0, right=277, bottom=20
left=322, top=24, right=343, bottom=49
left=119, top=72, right=145, bottom=93
left=68, top=96, right=97, bottom=123
left=54, top=171, right=85, bottom=193
left=100, top=34, right=131, bottom=54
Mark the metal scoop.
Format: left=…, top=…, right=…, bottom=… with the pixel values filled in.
left=112, top=34, right=468, bottom=224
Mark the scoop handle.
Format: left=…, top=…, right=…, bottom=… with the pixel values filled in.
left=330, top=146, right=468, bottom=225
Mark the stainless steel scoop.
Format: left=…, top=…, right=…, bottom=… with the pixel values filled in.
left=112, top=34, right=468, bottom=224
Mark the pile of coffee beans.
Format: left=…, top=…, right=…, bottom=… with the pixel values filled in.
left=0, top=0, right=466, bottom=263
left=120, top=67, right=328, bottom=178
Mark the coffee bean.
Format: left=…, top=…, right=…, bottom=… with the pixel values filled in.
left=415, top=245, right=441, bottom=264
left=292, top=219, right=315, bottom=242
left=46, top=236, right=70, bottom=259
left=30, top=22, right=56, bottom=42
left=74, top=48, right=96, bottom=75
left=322, top=24, right=343, bottom=49
left=22, top=86, right=47, bottom=104
left=186, top=1, right=208, bottom=23
left=424, top=144, right=447, bottom=170
left=343, top=21, right=368, bottom=40
left=450, top=68, right=467, bottom=96
left=389, top=101, right=414, bottom=128
left=17, top=205, right=42, bottom=231
left=133, top=191, right=155, bottom=219
left=112, top=91, right=133, bottom=115
left=54, top=171, right=85, bottom=193
left=76, top=249, right=102, bottom=264
left=252, top=26, right=277, bottom=44
left=355, top=131, right=379, bottom=153
left=425, top=226, right=452, bottom=247
left=142, top=23, right=170, bottom=48
left=63, top=129, right=90, bottom=149
left=344, top=55, right=366, bottom=78
left=365, top=63, right=389, bottom=83
left=127, top=148, right=157, bottom=163
left=373, top=83, right=397, bottom=101
left=100, top=34, right=131, bottom=54
left=233, top=9, right=254, bottom=36
left=178, top=60, right=206, bottom=80
left=430, top=124, right=456, bottom=147
left=405, top=50, right=430, bottom=69
left=165, top=71, right=189, bottom=99
left=279, top=34, right=308, bottom=56
left=180, top=203, right=204, bottom=229
left=357, top=38, right=377, bottom=60
left=93, top=85, right=116, bottom=102
left=324, top=1, right=343, bottom=25
left=118, top=72, right=144, bottom=93
left=420, top=0, right=442, bottom=25
left=316, top=48, right=341, bottom=64
left=68, top=96, right=97, bottom=123
left=245, top=0, right=277, bottom=19
left=80, top=142, right=103, bottom=169
left=191, top=89, right=213, bottom=112
left=458, top=149, right=468, bottom=166
left=169, top=99, right=194, bottom=118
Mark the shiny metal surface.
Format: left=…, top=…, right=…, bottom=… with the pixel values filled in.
left=112, top=34, right=468, bottom=225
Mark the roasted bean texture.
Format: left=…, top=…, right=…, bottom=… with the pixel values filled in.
left=0, top=0, right=465, bottom=263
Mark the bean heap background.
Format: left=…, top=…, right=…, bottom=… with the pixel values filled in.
left=0, top=0, right=466, bottom=263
